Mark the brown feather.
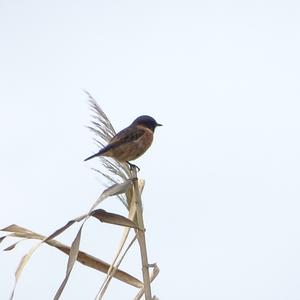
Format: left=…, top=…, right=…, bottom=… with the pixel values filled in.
left=84, top=123, right=155, bottom=162
left=101, top=126, right=153, bottom=161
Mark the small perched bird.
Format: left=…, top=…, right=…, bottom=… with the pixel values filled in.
left=84, top=115, right=162, bottom=169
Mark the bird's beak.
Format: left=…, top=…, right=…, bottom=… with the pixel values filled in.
left=156, top=123, right=163, bottom=127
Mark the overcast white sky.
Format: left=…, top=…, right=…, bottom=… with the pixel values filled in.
left=1, top=1, right=300, bottom=299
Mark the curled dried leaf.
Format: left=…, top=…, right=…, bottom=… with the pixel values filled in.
left=0, top=235, right=7, bottom=244
left=3, top=241, right=22, bottom=251
left=90, top=209, right=138, bottom=229
left=89, top=180, right=132, bottom=212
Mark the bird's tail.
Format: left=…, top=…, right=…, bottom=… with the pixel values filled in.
left=84, top=152, right=101, bottom=161
left=84, top=144, right=112, bottom=162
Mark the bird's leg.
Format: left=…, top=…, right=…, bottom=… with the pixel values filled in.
left=126, top=161, right=140, bottom=172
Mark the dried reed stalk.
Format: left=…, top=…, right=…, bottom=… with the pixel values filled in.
left=131, top=167, right=152, bottom=300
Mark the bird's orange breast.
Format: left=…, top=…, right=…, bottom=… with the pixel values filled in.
left=108, top=127, right=153, bottom=161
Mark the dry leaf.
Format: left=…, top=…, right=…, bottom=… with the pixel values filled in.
left=1, top=225, right=142, bottom=287
left=89, top=180, right=132, bottom=212
left=10, top=242, right=41, bottom=300
left=3, top=240, right=24, bottom=251
left=0, top=235, right=8, bottom=244
left=134, top=264, right=160, bottom=300
left=2, top=224, right=32, bottom=234
left=90, top=209, right=138, bottom=228
left=54, top=225, right=83, bottom=300
left=44, top=214, right=87, bottom=243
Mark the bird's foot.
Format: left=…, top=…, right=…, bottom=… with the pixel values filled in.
left=126, top=161, right=140, bottom=172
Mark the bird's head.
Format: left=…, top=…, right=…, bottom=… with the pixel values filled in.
left=132, top=115, right=162, bottom=132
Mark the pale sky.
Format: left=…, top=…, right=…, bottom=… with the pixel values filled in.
left=1, top=1, right=300, bottom=299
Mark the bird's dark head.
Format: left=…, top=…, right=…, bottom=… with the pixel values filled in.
left=132, top=115, right=162, bottom=132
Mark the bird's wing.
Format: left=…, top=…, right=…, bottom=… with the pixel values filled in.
left=84, top=126, right=145, bottom=160
left=109, top=126, right=145, bottom=146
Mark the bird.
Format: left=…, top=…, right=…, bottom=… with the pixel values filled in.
left=84, top=115, right=162, bottom=169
